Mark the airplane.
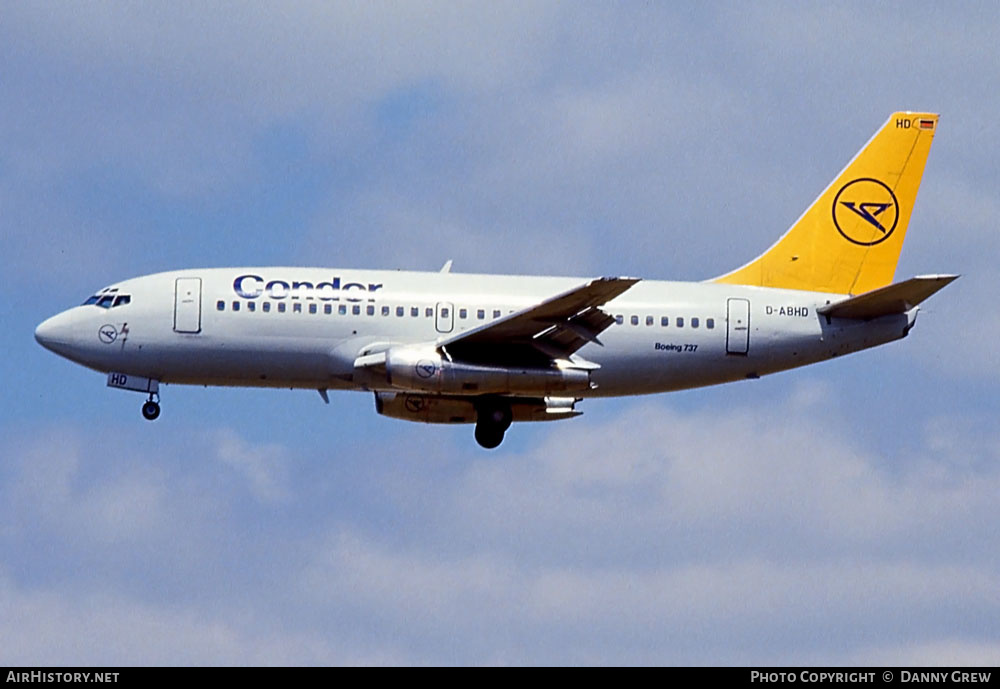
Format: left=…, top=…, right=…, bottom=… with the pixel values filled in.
left=35, top=111, right=956, bottom=449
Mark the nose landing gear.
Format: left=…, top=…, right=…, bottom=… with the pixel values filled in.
left=106, top=372, right=162, bottom=421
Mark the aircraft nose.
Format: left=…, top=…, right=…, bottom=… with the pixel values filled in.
left=35, top=312, right=72, bottom=353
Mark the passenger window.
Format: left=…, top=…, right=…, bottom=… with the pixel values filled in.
left=293, top=303, right=301, bottom=313
left=459, top=308, right=467, bottom=319
left=339, top=304, right=347, bottom=315
left=324, top=304, right=332, bottom=315
left=630, top=315, right=638, bottom=326
left=382, top=306, right=390, bottom=316
left=411, top=307, right=419, bottom=317
left=232, top=301, right=241, bottom=312
left=247, top=301, right=256, bottom=312
left=263, top=302, right=271, bottom=313
left=493, top=309, right=501, bottom=319
left=477, top=309, right=485, bottom=320
left=661, top=316, right=669, bottom=327
left=707, top=318, right=715, bottom=329
left=278, top=303, right=286, bottom=313
left=441, top=308, right=450, bottom=318
left=217, top=301, right=225, bottom=311
left=367, top=305, right=375, bottom=316
left=352, top=305, right=360, bottom=315
left=676, top=317, right=683, bottom=327
left=646, top=316, right=653, bottom=326
left=425, top=307, right=433, bottom=317
left=692, top=317, right=699, bottom=328
left=309, top=303, right=317, bottom=314
left=396, top=306, right=404, bottom=317
left=615, top=315, right=623, bottom=325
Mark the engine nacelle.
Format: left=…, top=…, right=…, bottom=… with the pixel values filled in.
left=375, top=392, right=581, bottom=425
left=384, top=345, right=591, bottom=395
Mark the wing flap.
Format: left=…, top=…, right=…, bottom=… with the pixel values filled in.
left=817, top=274, right=958, bottom=320
left=531, top=306, right=615, bottom=354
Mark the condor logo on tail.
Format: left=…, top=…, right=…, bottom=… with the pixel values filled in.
left=832, top=178, right=899, bottom=246
left=840, top=202, right=892, bottom=232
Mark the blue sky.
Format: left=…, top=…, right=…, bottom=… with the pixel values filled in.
left=2, top=1, right=999, bottom=665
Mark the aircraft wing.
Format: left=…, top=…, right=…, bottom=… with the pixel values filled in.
left=437, top=276, right=639, bottom=364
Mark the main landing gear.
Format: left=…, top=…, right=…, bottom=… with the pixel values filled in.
left=474, top=399, right=513, bottom=449
left=141, top=393, right=161, bottom=421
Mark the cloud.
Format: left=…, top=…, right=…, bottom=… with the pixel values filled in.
left=290, top=388, right=1000, bottom=663
left=2, top=428, right=172, bottom=545
left=0, top=2, right=563, bottom=190
left=0, top=572, right=415, bottom=665
left=851, top=640, right=1000, bottom=667
left=408, top=396, right=1000, bottom=562
left=893, top=171, right=1000, bottom=380
left=5, top=2, right=995, bottom=287
left=2, top=382, right=999, bottom=664
left=0, top=424, right=297, bottom=589
left=209, top=428, right=292, bottom=503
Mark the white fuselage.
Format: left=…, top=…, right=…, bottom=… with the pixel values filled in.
left=35, top=267, right=915, bottom=399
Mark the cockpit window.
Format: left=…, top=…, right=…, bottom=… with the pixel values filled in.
left=83, top=288, right=132, bottom=309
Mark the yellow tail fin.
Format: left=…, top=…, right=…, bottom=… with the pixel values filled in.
left=713, top=112, right=938, bottom=294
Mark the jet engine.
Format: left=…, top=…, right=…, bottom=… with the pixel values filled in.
left=374, top=392, right=581, bottom=425
left=380, top=345, right=591, bottom=395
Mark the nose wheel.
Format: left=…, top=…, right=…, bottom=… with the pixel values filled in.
left=141, top=394, right=161, bottom=421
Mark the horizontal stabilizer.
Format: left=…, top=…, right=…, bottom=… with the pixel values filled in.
left=818, top=274, right=958, bottom=320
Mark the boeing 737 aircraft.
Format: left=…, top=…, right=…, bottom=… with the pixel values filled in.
left=36, top=112, right=956, bottom=448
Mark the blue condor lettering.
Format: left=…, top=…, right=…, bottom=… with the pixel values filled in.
left=233, top=274, right=384, bottom=303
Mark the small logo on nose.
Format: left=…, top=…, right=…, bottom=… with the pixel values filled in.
left=98, top=324, right=118, bottom=344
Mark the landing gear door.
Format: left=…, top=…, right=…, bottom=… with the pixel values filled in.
left=726, top=298, right=750, bottom=355
left=174, top=277, right=202, bottom=334
left=435, top=302, right=454, bottom=334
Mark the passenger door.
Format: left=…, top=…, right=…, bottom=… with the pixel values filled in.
left=174, top=277, right=202, bottom=334
left=726, top=298, right=749, bottom=355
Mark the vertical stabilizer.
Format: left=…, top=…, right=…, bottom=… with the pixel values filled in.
left=713, top=112, right=938, bottom=294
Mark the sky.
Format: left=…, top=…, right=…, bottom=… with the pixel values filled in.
left=2, top=1, right=999, bottom=666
